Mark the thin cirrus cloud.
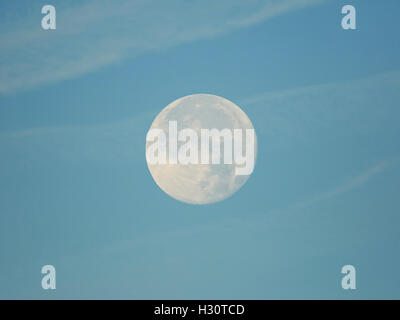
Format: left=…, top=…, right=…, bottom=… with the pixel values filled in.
left=1, top=68, right=399, bottom=169
left=0, top=0, right=325, bottom=94
left=0, top=69, right=398, bottom=224
left=241, top=69, right=400, bottom=148
left=291, top=159, right=395, bottom=211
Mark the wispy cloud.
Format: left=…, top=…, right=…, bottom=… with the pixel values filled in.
left=237, top=69, right=400, bottom=210
left=1, top=69, right=399, bottom=166
left=292, top=159, right=394, bottom=210
left=0, top=0, right=325, bottom=94
left=1, top=67, right=398, bottom=270
left=0, top=110, right=155, bottom=166
left=240, top=69, right=400, bottom=147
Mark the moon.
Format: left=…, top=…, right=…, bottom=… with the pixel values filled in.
left=145, top=94, right=257, bottom=204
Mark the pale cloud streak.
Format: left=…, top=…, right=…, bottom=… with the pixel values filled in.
left=240, top=69, right=400, bottom=147
left=291, top=159, right=394, bottom=210
left=1, top=69, right=399, bottom=166
left=0, top=68, right=399, bottom=234
left=0, top=0, right=325, bottom=94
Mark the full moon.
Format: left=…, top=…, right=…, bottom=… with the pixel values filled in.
left=145, top=94, right=257, bottom=204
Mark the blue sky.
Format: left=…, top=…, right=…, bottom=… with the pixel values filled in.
left=0, top=0, right=399, bottom=299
